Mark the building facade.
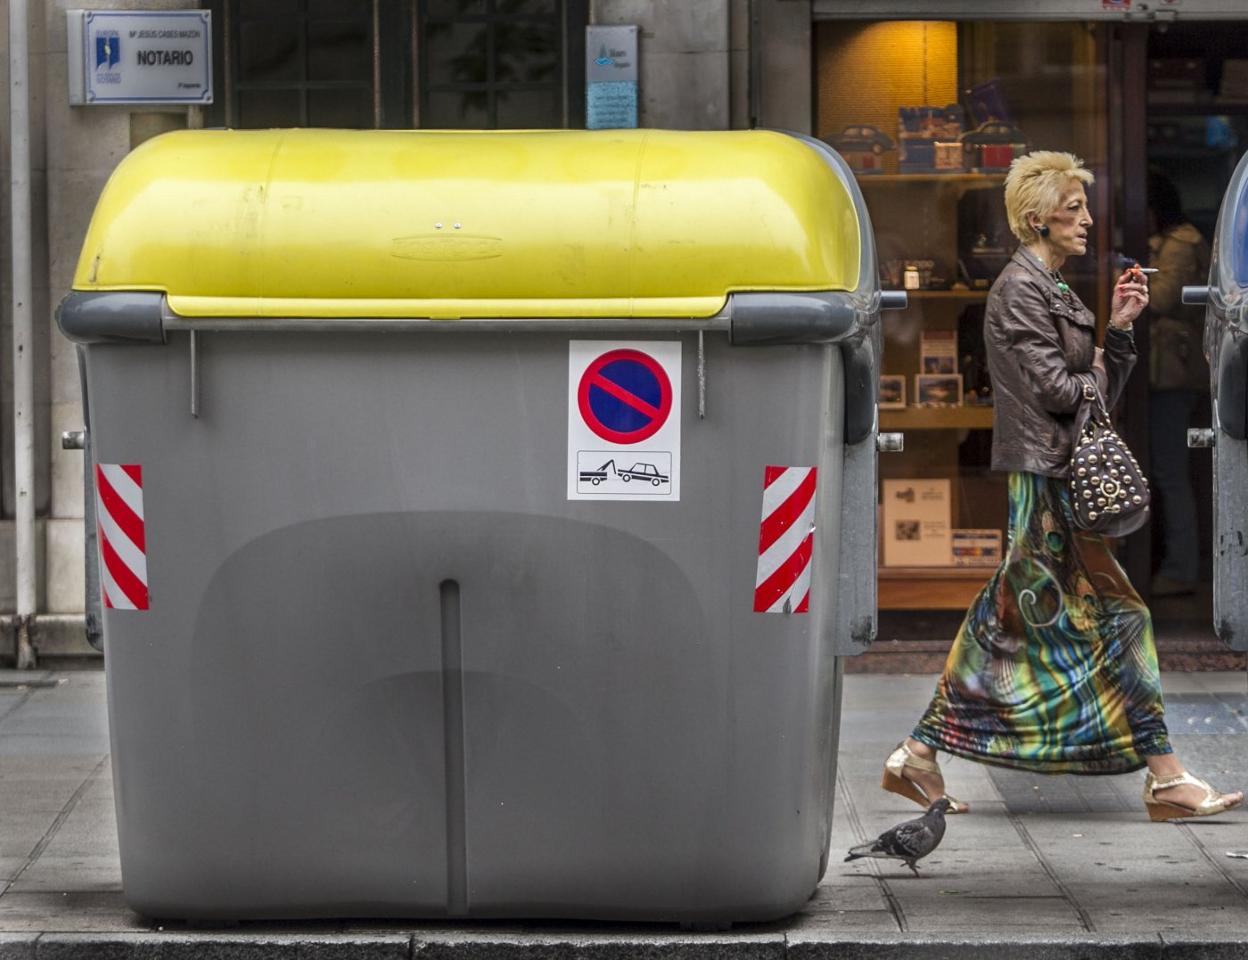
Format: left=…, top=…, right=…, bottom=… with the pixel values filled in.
left=1, top=0, right=1245, bottom=662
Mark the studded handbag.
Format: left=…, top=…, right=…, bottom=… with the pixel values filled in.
left=1069, top=381, right=1150, bottom=538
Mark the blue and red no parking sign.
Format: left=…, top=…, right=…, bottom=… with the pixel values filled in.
left=577, top=348, right=673, bottom=444
left=567, top=341, right=682, bottom=501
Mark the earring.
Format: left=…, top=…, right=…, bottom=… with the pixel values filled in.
left=1038, top=225, right=1050, bottom=238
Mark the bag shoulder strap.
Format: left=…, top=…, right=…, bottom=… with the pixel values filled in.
left=1081, top=379, right=1111, bottom=424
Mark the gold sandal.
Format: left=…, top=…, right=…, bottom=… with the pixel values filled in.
left=1143, top=770, right=1243, bottom=822
left=881, top=742, right=969, bottom=814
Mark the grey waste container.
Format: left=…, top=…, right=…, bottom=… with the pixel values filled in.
left=58, top=128, right=901, bottom=923
left=1184, top=149, right=1248, bottom=649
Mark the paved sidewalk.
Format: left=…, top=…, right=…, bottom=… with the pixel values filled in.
left=3, top=666, right=1248, bottom=958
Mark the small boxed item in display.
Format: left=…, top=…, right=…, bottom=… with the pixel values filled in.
left=951, top=529, right=1003, bottom=567
left=920, top=329, right=958, bottom=375
left=828, top=124, right=894, bottom=174
left=962, top=121, right=1027, bottom=172
left=897, top=104, right=964, bottom=173
left=1220, top=59, right=1248, bottom=102
left=933, top=141, right=964, bottom=172
left=1148, top=58, right=1206, bottom=101
left=882, top=479, right=952, bottom=567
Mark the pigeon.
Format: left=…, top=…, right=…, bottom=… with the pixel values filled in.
left=844, top=797, right=951, bottom=877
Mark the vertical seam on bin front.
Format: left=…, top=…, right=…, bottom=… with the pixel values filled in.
left=189, top=330, right=200, bottom=418
left=440, top=579, right=468, bottom=915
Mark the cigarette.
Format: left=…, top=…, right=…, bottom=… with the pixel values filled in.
left=1130, top=266, right=1158, bottom=274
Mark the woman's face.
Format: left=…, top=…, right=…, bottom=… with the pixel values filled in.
left=1038, top=182, right=1093, bottom=259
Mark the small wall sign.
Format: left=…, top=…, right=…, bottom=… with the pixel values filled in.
left=586, top=25, right=638, bottom=130
left=67, top=10, right=213, bottom=105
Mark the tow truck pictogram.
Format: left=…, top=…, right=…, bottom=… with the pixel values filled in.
left=579, top=459, right=618, bottom=486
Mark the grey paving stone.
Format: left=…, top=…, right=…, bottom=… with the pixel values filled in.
left=0, top=892, right=145, bottom=933
left=0, top=760, right=105, bottom=864
left=782, top=910, right=899, bottom=935
left=12, top=777, right=121, bottom=893
left=895, top=897, right=1085, bottom=933
left=1014, top=812, right=1248, bottom=933
left=1165, top=693, right=1248, bottom=734
left=0, top=672, right=55, bottom=687
left=800, top=883, right=888, bottom=914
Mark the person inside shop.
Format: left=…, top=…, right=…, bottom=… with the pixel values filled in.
left=878, top=151, right=1241, bottom=822
left=1146, top=171, right=1211, bottom=598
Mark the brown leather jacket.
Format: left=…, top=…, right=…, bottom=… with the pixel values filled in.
left=985, top=248, right=1137, bottom=478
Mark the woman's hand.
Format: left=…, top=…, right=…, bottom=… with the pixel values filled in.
left=1110, top=267, right=1149, bottom=330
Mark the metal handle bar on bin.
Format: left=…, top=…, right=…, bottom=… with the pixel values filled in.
left=56, top=292, right=740, bottom=342
left=1182, top=285, right=1209, bottom=306
left=59, top=290, right=887, bottom=345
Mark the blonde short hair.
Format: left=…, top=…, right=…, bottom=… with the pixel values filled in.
left=1003, top=151, right=1094, bottom=244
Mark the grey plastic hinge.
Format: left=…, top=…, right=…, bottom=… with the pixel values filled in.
left=1188, top=428, right=1216, bottom=449
left=56, top=291, right=166, bottom=344
left=1182, top=285, right=1210, bottom=306
left=877, top=432, right=904, bottom=452
left=728, top=293, right=857, bottom=346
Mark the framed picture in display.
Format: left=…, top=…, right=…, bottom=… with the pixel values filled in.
left=879, top=374, right=906, bottom=409
left=915, top=373, right=963, bottom=406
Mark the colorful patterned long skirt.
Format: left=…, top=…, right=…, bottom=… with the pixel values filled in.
left=912, top=472, right=1171, bottom=774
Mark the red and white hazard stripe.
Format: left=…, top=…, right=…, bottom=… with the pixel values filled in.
left=95, top=464, right=149, bottom=611
left=754, top=465, right=817, bottom=614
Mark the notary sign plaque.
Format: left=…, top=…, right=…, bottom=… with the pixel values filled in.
left=67, top=10, right=213, bottom=105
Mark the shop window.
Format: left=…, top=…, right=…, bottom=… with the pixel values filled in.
left=417, top=0, right=586, bottom=128
left=207, top=0, right=411, bottom=129
left=207, top=0, right=584, bottom=129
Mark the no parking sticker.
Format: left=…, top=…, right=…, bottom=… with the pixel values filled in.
left=568, top=341, right=681, bottom=501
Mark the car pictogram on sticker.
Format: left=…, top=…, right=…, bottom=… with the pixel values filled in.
left=619, top=463, right=669, bottom=486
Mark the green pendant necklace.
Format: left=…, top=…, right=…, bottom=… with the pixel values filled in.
left=1049, top=260, right=1071, bottom=296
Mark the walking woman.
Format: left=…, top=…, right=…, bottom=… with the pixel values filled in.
left=882, top=152, right=1242, bottom=821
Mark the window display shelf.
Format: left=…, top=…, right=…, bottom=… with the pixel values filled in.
left=879, top=406, right=994, bottom=431
left=890, top=289, right=990, bottom=300
left=856, top=172, right=1007, bottom=184
left=1146, top=102, right=1248, bottom=117
left=878, top=566, right=993, bottom=610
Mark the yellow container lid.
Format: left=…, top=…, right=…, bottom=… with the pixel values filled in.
left=72, top=128, right=863, bottom=319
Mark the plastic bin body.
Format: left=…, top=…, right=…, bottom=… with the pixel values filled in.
left=62, top=129, right=889, bottom=922
left=1191, top=150, right=1248, bottom=648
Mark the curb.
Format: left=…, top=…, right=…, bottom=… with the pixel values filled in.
left=7, top=933, right=1248, bottom=960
